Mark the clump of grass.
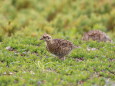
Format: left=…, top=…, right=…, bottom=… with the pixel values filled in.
left=0, top=21, right=17, bottom=37
left=0, top=35, right=115, bottom=86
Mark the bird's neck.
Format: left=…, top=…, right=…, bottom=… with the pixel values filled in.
left=46, top=39, right=53, bottom=45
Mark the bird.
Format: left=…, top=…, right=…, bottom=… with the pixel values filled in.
left=82, top=30, right=112, bottom=42
left=40, top=34, right=78, bottom=60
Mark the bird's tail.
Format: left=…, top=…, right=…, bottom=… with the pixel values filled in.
left=73, top=46, right=81, bottom=49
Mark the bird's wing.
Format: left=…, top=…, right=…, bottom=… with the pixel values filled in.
left=54, top=39, right=73, bottom=49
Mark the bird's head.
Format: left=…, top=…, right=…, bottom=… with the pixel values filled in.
left=40, top=34, right=52, bottom=42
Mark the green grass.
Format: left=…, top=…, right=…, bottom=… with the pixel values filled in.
left=0, top=36, right=115, bottom=86
left=0, top=0, right=115, bottom=86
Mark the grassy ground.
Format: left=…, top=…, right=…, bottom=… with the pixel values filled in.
left=0, top=0, right=115, bottom=86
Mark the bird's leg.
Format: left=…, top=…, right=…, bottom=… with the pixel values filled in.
left=59, top=56, right=66, bottom=60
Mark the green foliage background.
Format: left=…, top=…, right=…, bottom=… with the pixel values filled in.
left=0, top=0, right=115, bottom=86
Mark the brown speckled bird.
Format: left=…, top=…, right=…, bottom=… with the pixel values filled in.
left=40, top=34, right=77, bottom=60
left=82, top=30, right=112, bottom=42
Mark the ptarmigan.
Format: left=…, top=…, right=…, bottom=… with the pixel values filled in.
left=40, top=34, right=77, bottom=60
left=82, top=30, right=112, bottom=42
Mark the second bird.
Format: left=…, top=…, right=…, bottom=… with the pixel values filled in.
left=40, top=34, right=77, bottom=60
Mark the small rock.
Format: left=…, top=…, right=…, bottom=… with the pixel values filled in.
left=22, top=52, right=27, bottom=54
left=3, top=72, right=7, bottom=75
left=37, top=81, right=42, bottom=86
left=104, top=78, right=115, bottom=86
left=87, top=47, right=97, bottom=51
left=9, top=72, right=13, bottom=75
left=30, top=71, right=35, bottom=75
left=6, top=46, right=14, bottom=51
left=75, top=58, right=84, bottom=62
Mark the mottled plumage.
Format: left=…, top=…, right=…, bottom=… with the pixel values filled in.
left=40, top=34, right=77, bottom=60
left=82, top=30, right=112, bottom=42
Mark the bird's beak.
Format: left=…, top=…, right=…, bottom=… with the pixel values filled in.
left=40, top=37, right=43, bottom=40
